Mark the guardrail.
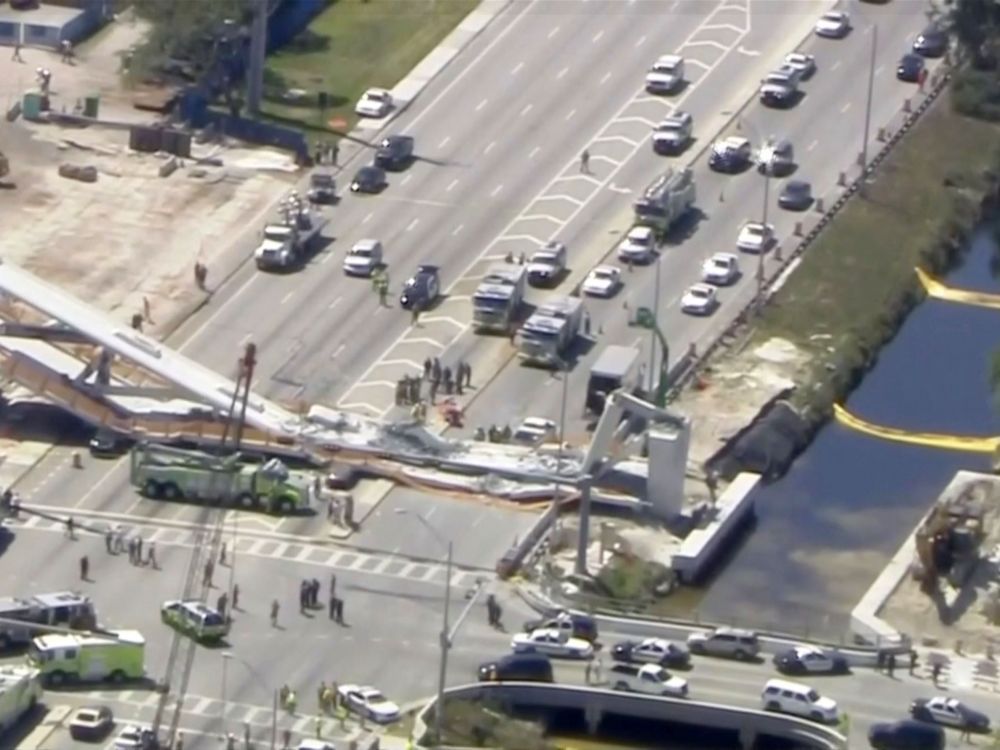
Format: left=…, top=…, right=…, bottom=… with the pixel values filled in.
left=413, top=682, right=846, bottom=750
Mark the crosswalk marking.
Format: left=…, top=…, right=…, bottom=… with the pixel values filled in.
left=11, top=511, right=489, bottom=590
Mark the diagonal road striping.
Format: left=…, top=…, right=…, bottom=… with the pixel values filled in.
left=337, top=0, right=750, bottom=416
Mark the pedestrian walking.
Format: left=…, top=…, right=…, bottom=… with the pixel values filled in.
left=331, top=142, right=339, bottom=166
left=115, top=525, right=126, bottom=554
left=65, top=516, right=75, bottom=539
left=909, top=650, right=917, bottom=676
left=584, top=659, right=592, bottom=685
left=887, top=653, right=896, bottom=678
left=580, top=149, right=591, bottom=174
left=960, top=725, right=971, bottom=743
left=594, top=655, right=603, bottom=684
left=203, top=559, right=214, bottom=587
left=299, top=580, right=308, bottom=613
left=328, top=594, right=337, bottom=620
left=286, top=689, right=297, bottom=714
left=147, top=542, right=158, bottom=569
left=105, top=528, right=114, bottom=554
left=219, top=543, right=227, bottom=566
left=79, top=555, right=89, bottom=580
left=432, top=358, right=441, bottom=383
left=423, top=358, right=433, bottom=378
left=135, top=536, right=143, bottom=564
left=232, top=583, right=239, bottom=610
left=456, top=363, right=464, bottom=395
left=876, top=650, right=885, bottom=673
left=194, top=261, right=208, bottom=290
left=270, top=599, right=280, bottom=627
left=127, top=537, right=137, bottom=564
left=931, top=661, right=942, bottom=686
left=311, top=578, right=321, bottom=608
left=217, top=592, right=228, bottom=618
left=465, top=362, right=472, bottom=388
left=335, top=597, right=344, bottom=624
left=486, top=594, right=497, bottom=626
left=329, top=572, right=337, bottom=598
left=11, top=44, right=22, bottom=63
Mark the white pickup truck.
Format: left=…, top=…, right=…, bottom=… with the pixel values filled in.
left=609, top=664, right=688, bottom=698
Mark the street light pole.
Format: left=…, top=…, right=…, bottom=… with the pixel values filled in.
left=221, top=653, right=230, bottom=741
left=861, top=23, right=878, bottom=195
left=220, top=652, right=278, bottom=750
left=557, top=357, right=569, bottom=477
left=756, top=170, right=771, bottom=314
left=648, top=254, right=661, bottom=396
left=435, top=541, right=453, bottom=747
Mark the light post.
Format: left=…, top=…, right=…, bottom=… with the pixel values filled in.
left=756, top=166, right=772, bottom=315
left=221, top=652, right=279, bottom=750
left=555, top=356, right=570, bottom=477
left=648, top=253, right=662, bottom=395
left=860, top=23, right=879, bottom=196
left=394, top=509, right=453, bottom=747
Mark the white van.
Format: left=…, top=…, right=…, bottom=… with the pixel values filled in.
left=760, top=679, right=838, bottom=723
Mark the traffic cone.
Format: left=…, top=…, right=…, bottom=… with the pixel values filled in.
left=793, top=222, right=803, bottom=237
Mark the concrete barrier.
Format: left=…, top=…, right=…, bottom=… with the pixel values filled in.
left=420, top=683, right=846, bottom=750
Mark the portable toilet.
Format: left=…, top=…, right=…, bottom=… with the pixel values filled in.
left=22, top=93, right=42, bottom=120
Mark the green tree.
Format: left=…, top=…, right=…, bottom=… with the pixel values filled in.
left=941, top=0, right=1000, bottom=69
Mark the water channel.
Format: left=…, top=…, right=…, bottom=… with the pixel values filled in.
left=697, top=223, right=1000, bottom=640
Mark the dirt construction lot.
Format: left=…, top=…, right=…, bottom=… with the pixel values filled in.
left=0, top=13, right=300, bottom=337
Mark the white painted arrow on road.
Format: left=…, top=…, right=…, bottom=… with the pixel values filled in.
left=608, top=183, right=631, bottom=195
left=737, top=46, right=760, bottom=56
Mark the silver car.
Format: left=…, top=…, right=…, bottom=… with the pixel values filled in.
left=687, top=627, right=760, bottom=660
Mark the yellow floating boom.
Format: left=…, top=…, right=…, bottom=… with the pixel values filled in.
left=916, top=267, right=1000, bottom=311
left=833, top=403, right=1000, bottom=454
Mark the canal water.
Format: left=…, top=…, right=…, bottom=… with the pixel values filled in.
left=697, top=223, right=1000, bottom=640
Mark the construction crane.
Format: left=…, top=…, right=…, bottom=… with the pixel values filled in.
left=149, top=343, right=257, bottom=750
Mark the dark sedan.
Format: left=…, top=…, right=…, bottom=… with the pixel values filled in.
left=350, top=165, right=387, bottom=194
left=399, top=264, right=440, bottom=311
left=868, top=719, right=944, bottom=750
left=89, top=428, right=133, bottom=458
left=913, top=26, right=948, bottom=57
left=897, top=53, right=925, bottom=82
left=778, top=179, right=813, bottom=210
left=375, top=135, right=415, bottom=171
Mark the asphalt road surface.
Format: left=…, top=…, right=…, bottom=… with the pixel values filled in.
left=3, top=515, right=998, bottom=750
left=452, top=0, right=938, bottom=442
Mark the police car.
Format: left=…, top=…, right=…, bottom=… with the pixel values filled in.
left=160, top=600, right=229, bottom=643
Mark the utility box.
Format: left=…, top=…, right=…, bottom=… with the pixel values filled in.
left=647, top=421, right=690, bottom=521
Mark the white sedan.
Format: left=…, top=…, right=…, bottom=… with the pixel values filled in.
left=814, top=11, right=850, bottom=38
left=681, top=283, right=717, bottom=315
left=736, top=221, right=775, bottom=254
left=511, top=628, right=594, bottom=659
left=113, top=726, right=156, bottom=750
left=337, top=684, right=401, bottom=724
left=355, top=87, right=393, bottom=118
left=783, top=52, right=816, bottom=79
left=582, top=266, right=622, bottom=297
left=702, top=252, right=740, bottom=285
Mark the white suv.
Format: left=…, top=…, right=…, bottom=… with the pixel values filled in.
left=761, top=679, right=839, bottom=723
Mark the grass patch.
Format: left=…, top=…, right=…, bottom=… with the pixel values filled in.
left=262, top=0, right=479, bottom=132
left=753, top=97, right=1000, bottom=420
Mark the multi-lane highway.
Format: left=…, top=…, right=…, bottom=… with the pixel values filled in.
left=5, top=514, right=1000, bottom=750
left=0, top=0, right=964, bottom=747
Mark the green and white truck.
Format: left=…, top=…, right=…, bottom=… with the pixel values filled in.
left=129, top=443, right=315, bottom=515
left=0, top=666, right=42, bottom=733
left=27, top=629, right=145, bottom=687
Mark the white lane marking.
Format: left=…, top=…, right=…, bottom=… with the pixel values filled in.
left=406, top=219, right=419, bottom=232
left=520, top=103, right=533, bottom=117
left=874, top=64, right=883, bottom=76
left=490, top=185, right=503, bottom=198
left=476, top=98, right=488, bottom=112
left=338, top=0, right=747, bottom=410
left=446, top=179, right=459, bottom=192
left=547, top=25, right=560, bottom=39
left=485, top=141, right=496, bottom=155
left=400, top=174, right=412, bottom=186
left=840, top=102, right=851, bottom=114
left=607, top=183, right=631, bottom=195
left=331, top=343, right=345, bottom=358
left=328, top=297, right=342, bottom=311
left=683, top=39, right=728, bottom=52
left=600, top=72, right=612, bottom=85
left=807, top=139, right=818, bottom=152
left=404, top=0, right=539, bottom=133
left=565, top=109, right=577, bottom=121
left=529, top=146, right=541, bottom=159
left=557, top=67, right=569, bottom=80
left=362, top=212, right=373, bottom=224
left=592, top=30, right=604, bottom=44
left=634, top=35, right=647, bottom=48
left=831, top=60, right=842, bottom=71
left=452, top=225, right=464, bottom=236
left=511, top=61, right=524, bottom=75
left=281, top=291, right=294, bottom=305
left=737, top=46, right=760, bottom=56
left=438, top=136, right=451, bottom=148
